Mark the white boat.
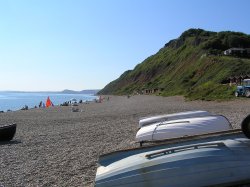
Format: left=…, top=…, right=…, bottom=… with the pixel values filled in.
left=136, top=115, right=232, bottom=143
left=139, top=110, right=211, bottom=128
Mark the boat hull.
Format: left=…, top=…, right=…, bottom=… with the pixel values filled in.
left=136, top=115, right=232, bottom=143
left=96, top=161, right=250, bottom=187
left=139, top=110, right=211, bottom=128
left=95, top=136, right=250, bottom=187
left=0, top=124, right=17, bottom=141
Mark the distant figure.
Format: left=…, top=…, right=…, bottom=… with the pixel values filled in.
left=42, top=103, right=45, bottom=108
left=39, top=101, right=42, bottom=108
left=107, top=97, right=109, bottom=101
left=21, top=105, right=28, bottom=110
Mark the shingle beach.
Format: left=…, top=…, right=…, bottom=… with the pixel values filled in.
left=0, top=95, right=249, bottom=187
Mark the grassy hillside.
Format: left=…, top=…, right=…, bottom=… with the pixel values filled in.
left=99, top=29, right=250, bottom=100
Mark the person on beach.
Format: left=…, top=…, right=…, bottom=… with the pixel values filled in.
left=21, top=105, right=28, bottom=110
left=39, top=101, right=42, bottom=108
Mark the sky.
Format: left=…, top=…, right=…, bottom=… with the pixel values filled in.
left=0, top=0, right=250, bottom=91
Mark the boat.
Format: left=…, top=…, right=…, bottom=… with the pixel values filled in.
left=0, top=123, right=17, bottom=141
left=95, top=116, right=250, bottom=187
left=95, top=137, right=250, bottom=187
left=95, top=115, right=250, bottom=187
left=138, top=110, right=211, bottom=128
left=241, top=114, right=250, bottom=138
left=136, top=115, right=232, bottom=144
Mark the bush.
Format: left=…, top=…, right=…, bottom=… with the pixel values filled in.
left=186, top=82, right=235, bottom=100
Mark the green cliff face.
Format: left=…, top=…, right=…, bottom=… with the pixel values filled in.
left=99, top=29, right=250, bottom=100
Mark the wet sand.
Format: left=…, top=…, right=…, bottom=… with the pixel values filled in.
left=0, top=95, right=249, bottom=187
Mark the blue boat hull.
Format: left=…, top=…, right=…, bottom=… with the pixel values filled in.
left=95, top=131, right=250, bottom=187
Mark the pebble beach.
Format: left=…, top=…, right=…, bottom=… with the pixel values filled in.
left=0, top=95, right=250, bottom=187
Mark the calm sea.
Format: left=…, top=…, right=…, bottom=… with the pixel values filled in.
left=0, top=92, right=97, bottom=111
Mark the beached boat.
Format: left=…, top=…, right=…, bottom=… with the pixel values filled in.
left=95, top=116, right=250, bottom=187
left=136, top=115, right=232, bottom=144
left=139, top=110, right=211, bottom=128
left=95, top=137, right=250, bottom=187
left=241, top=114, right=250, bottom=138
left=0, top=123, right=16, bottom=141
left=95, top=115, right=250, bottom=187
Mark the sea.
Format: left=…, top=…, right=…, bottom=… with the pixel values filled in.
left=0, top=92, right=98, bottom=112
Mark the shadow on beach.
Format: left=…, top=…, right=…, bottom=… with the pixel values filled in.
left=0, top=139, right=21, bottom=146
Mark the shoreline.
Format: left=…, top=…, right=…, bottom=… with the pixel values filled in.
left=0, top=95, right=250, bottom=186
left=0, top=92, right=97, bottom=112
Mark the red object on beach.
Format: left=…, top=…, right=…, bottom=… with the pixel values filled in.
left=46, top=96, right=52, bottom=107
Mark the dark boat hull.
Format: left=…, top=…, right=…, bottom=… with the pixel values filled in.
left=0, top=124, right=16, bottom=141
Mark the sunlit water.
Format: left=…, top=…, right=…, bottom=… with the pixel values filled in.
left=0, top=92, right=97, bottom=111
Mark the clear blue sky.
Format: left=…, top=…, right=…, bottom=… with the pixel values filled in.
left=0, top=0, right=250, bottom=91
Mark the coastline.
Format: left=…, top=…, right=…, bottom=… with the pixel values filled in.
left=0, top=92, right=97, bottom=112
left=0, top=95, right=249, bottom=186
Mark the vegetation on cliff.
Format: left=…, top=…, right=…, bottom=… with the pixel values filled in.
left=99, top=29, right=250, bottom=100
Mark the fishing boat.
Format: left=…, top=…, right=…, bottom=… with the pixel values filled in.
left=136, top=115, right=232, bottom=144
left=0, top=123, right=16, bottom=141
left=139, top=110, right=211, bottom=128
left=95, top=115, right=250, bottom=187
